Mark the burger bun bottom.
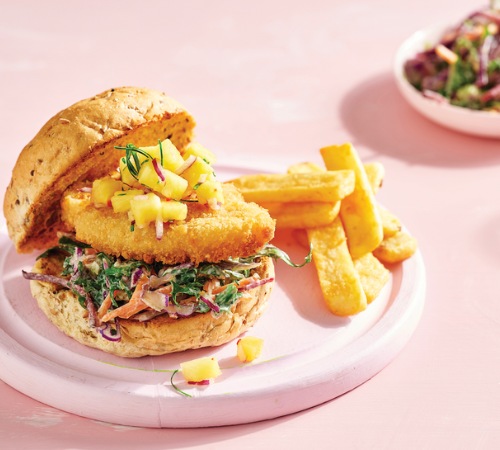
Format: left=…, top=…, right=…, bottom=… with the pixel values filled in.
left=30, top=255, right=274, bottom=358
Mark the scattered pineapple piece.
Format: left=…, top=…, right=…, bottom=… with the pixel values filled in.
left=183, top=142, right=217, bottom=165
left=91, top=177, right=124, bottom=206
left=130, top=193, right=161, bottom=227
left=181, top=157, right=215, bottom=188
left=110, top=189, right=145, bottom=213
left=196, top=181, right=224, bottom=205
left=180, top=357, right=222, bottom=383
left=161, top=201, right=188, bottom=221
left=237, top=336, right=264, bottom=362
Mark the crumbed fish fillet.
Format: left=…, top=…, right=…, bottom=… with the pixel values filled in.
left=61, top=183, right=275, bottom=265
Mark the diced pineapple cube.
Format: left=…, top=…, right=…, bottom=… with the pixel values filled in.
left=161, top=171, right=188, bottom=200
left=138, top=160, right=164, bottom=191
left=196, top=181, right=224, bottom=205
left=119, top=157, right=137, bottom=186
left=130, top=193, right=161, bottom=227
left=181, top=157, right=214, bottom=188
left=111, top=189, right=145, bottom=213
left=161, top=201, right=188, bottom=221
left=91, top=177, right=124, bottom=206
left=237, top=336, right=264, bottom=363
left=148, top=140, right=184, bottom=172
left=180, top=357, right=222, bottom=382
left=183, top=142, right=217, bottom=165
left=138, top=145, right=158, bottom=161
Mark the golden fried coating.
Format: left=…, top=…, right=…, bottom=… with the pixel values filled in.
left=61, top=183, right=275, bottom=265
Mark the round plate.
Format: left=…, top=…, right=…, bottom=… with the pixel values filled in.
left=394, top=21, right=500, bottom=138
left=0, top=166, right=426, bottom=428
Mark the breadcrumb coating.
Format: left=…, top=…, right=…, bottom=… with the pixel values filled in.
left=61, top=183, right=275, bottom=265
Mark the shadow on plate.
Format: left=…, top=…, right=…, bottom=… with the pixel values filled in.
left=340, top=73, right=500, bottom=168
left=271, top=229, right=351, bottom=329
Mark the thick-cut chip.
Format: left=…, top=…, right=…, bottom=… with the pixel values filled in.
left=364, top=162, right=385, bottom=195
left=231, top=171, right=355, bottom=204
left=307, top=218, right=367, bottom=316
left=320, top=143, right=383, bottom=260
left=353, top=253, right=390, bottom=303
left=287, top=161, right=384, bottom=196
left=259, top=201, right=340, bottom=229
left=373, top=232, right=417, bottom=264
left=378, top=206, right=401, bottom=238
left=287, top=162, right=325, bottom=174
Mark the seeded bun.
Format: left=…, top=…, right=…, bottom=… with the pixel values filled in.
left=4, top=87, right=195, bottom=254
left=30, top=254, right=274, bottom=357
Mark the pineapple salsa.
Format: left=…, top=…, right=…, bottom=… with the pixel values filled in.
left=90, top=139, right=224, bottom=238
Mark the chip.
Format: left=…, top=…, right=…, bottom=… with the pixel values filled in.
left=307, top=218, right=367, bottom=316
left=259, top=201, right=340, bottom=229
left=378, top=206, right=402, bottom=238
left=373, top=231, right=418, bottom=264
left=320, top=143, right=383, bottom=259
left=364, top=162, right=385, bottom=195
left=353, top=253, right=390, bottom=303
left=230, top=171, right=355, bottom=204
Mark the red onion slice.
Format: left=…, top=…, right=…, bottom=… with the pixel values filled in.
left=481, top=82, right=500, bottom=103
left=165, top=303, right=195, bottom=318
left=149, top=273, right=174, bottom=289
left=156, top=214, right=164, bottom=241
left=207, top=198, right=221, bottom=210
left=188, top=379, right=212, bottom=386
left=142, top=289, right=169, bottom=312
left=422, top=90, right=449, bottom=104
left=200, top=296, right=220, bottom=314
left=174, top=155, right=196, bottom=175
left=237, top=277, right=274, bottom=292
left=152, top=158, right=166, bottom=182
left=85, top=294, right=98, bottom=328
left=102, top=259, right=110, bottom=288
left=78, top=187, right=92, bottom=193
left=98, top=319, right=122, bottom=342
left=130, top=268, right=143, bottom=287
left=22, top=270, right=69, bottom=288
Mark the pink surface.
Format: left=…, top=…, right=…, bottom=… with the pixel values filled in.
left=0, top=0, right=498, bottom=448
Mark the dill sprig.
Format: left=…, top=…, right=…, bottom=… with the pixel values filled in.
left=114, top=144, right=153, bottom=180
left=171, top=370, right=192, bottom=398
left=158, top=139, right=164, bottom=166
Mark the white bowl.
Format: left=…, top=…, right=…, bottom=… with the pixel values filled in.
left=394, top=22, right=500, bottom=138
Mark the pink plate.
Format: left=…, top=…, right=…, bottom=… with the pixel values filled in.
left=0, top=166, right=426, bottom=428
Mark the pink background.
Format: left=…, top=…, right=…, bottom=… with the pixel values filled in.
left=1, top=0, right=499, bottom=448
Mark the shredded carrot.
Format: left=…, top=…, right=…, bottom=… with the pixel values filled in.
left=97, top=294, right=112, bottom=322
left=156, top=285, right=172, bottom=295
left=102, top=274, right=149, bottom=322
left=212, top=274, right=259, bottom=295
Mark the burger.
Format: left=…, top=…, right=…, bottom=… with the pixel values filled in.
left=4, top=87, right=308, bottom=358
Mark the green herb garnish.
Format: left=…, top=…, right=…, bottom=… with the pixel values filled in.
left=171, top=370, right=192, bottom=398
